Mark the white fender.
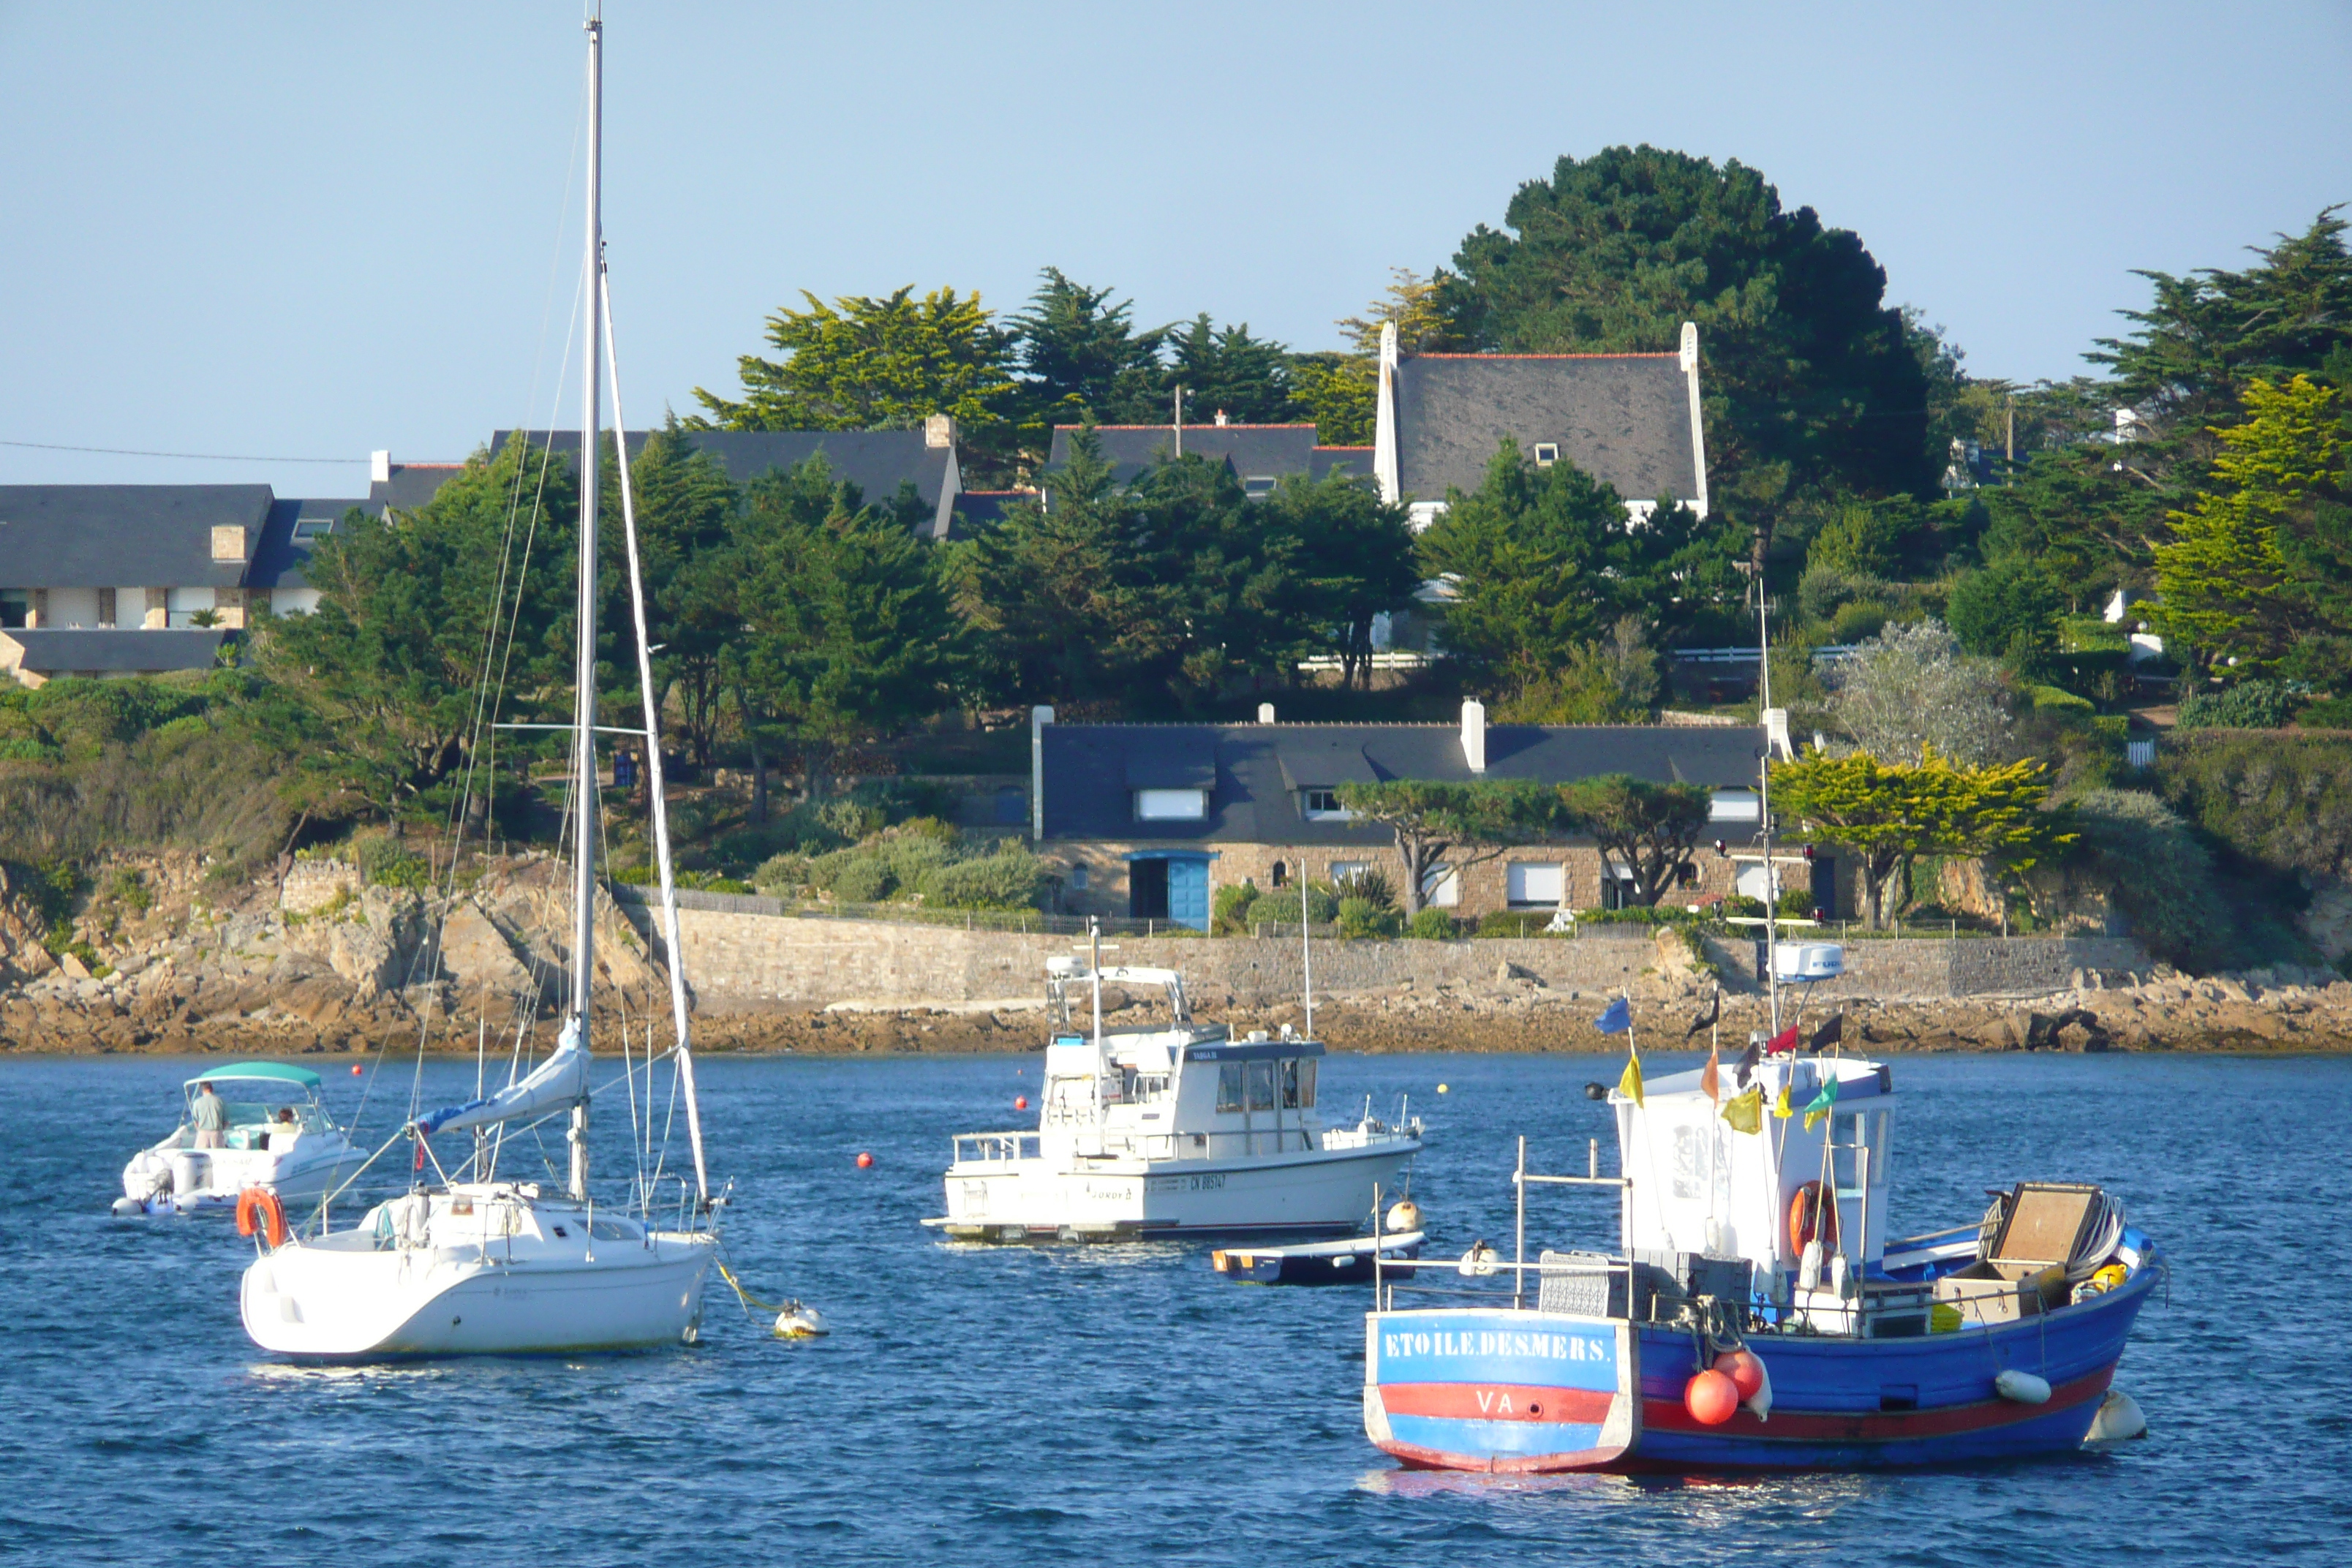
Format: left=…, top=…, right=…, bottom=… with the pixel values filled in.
left=2084, top=1389, right=2147, bottom=1441
left=1994, top=1368, right=2051, bottom=1404
left=1744, top=1353, right=1774, bottom=1423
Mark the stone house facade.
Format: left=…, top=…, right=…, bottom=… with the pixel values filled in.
left=1030, top=703, right=1809, bottom=929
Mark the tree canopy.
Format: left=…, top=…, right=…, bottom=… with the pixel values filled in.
left=691, top=284, right=1017, bottom=436
left=1332, top=779, right=1535, bottom=915
left=1434, top=145, right=1937, bottom=524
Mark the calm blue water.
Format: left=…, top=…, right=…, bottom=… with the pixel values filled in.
left=3, top=1048, right=2347, bottom=1567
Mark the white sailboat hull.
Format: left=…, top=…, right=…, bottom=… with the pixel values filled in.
left=930, top=1140, right=1419, bottom=1243
left=241, top=1229, right=716, bottom=1357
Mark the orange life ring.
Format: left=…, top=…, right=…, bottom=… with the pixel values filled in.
left=236, top=1186, right=289, bottom=1248
left=1787, top=1180, right=1839, bottom=1255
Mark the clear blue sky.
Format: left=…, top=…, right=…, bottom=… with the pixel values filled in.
left=2, top=1, right=2345, bottom=497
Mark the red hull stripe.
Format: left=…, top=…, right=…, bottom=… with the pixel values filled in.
left=1641, top=1365, right=2112, bottom=1442
left=1379, top=1383, right=1615, bottom=1425
left=1376, top=1436, right=1627, bottom=1474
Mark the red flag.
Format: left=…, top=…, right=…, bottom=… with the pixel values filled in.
left=1765, top=1024, right=1800, bottom=1055
left=1700, top=1043, right=1721, bottom=1102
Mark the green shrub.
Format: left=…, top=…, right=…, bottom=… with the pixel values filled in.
left=2068, top=788, right=2225, bottom=968
left=1211, top=879, right=1260, bottom=935
left=2029, top=685, right=2095, bottom=714
left=1248, top=884, right=1338, bottom=927
left=830, top=855, right=893, bottom=903
left=0, top=736, right=60, bottom=764
left=1474, top=909, right=1558, bottom=938
left=2300, top=696, right=2352, bottom=728
left=1330, top=864, right=1397, bottom=910
left=1406, top=907, right=1458, bottom=940
left=1338, top=897, right=1403, bottom=939
left=752, top=853, right=813, bottom=894
left=2177, top=679, right=2296, bottom=731
left=357, top=835, right=432, bottom=890
left=920, top=847, right=1048, bottom=911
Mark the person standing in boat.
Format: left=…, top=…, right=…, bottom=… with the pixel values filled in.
left=192, top=1082, right=227, bottom=1148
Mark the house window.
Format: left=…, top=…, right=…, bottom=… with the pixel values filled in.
left=1068, top=865, right=1088, bottom=892
left=1134, top=788, right=1207, bottom=821
left=1243, top=476, right=1276, bottom=501
left=292, top=519, right=332, bottom=543
left=1270, top=861, right=1288, bottom=888
left=1676, top=862, right=1700, bottom=887
left=1421, top=864, right=1460, bottom=908
left=1301, top=788, right=1353, bottom=821
left=1329, top=860, right=1368, bottom=886
left=1506, top=862, right=1564, bottom=907
left=1533, top=442, right=1560, bottom=467
left=1710, top=789, right=1761, bottom=822
left=0, top=592, right=26, bottom=629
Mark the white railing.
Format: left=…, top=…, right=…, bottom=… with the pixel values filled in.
left=951, top=1131, right=1039, bottom=1166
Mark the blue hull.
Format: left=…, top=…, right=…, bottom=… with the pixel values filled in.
left=1366, top=1240, right=2160, bottom=1472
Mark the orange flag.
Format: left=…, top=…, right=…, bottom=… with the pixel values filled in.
left=1700, top=1042, right=1721, bottom=1104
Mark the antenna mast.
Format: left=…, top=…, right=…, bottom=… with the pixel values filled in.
left=565, top=10, right=604, bottom=1201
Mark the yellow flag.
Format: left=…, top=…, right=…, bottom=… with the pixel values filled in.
left=1617, top=1044, right=1644, bottom=1109
left=1773, top=1085, right=1795, bottom=1120
left=1722, top=1085, right=1763, bottom=1134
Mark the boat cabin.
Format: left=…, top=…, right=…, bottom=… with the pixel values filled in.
left=182, top=1063, right=331, bottom=1150
left=1025, top=960, right=1329, bottom=1161
left=1611, top=1054, right=1895, bottom=1289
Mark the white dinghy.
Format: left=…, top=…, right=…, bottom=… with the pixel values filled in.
left=241, top=13, right=721, bottom=1357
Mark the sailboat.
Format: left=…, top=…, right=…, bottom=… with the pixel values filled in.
left=240, top=13, right=723, bottom=1357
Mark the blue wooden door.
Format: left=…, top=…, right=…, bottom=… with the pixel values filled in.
left=1168, top=856, right=1210, bottom=930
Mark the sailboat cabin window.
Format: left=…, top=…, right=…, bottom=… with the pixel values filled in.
left=1217, top=1063, right=1245, bottom=1112
left=1245, top=1060, right=1278, bottom=1111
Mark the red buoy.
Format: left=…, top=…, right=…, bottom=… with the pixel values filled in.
left=855, top=1151, right=874, bottom=1169
left=1685, top=1368, right=1739, bottom=1426
left=1715, top=1349, right=1764, bottom=1401
left=350, top=1064, right=364, bottom=1076
left=1014, top=1096, right=1029, bottom=1111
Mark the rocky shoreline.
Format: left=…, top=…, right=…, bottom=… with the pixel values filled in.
left=4, top=851, right=2348, bottom=1059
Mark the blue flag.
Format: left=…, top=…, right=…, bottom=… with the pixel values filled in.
left=1595, top=996, right=1632, bottom=1035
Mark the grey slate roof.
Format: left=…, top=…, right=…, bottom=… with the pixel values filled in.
left=367, top=464, right=464, bottom=516
left=1039, top=721, right=1761, bottom=845
left=1047, top=425, right=1323, bottom=489
left=1311, top=446, right=1375, bottom=483
left=1394, top=354, right=1697, bottom=505
left=0, top=486, right=271, bottom=589
left=494, top=429, right=959, bottom=538
left=0, top=628, right=233, bottom=675
left=249, top=497, right=365, bottom=591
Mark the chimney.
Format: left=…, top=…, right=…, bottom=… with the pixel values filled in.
left=924, top=413, right=956, bottom=450
left=1257, top=703, right=1275, bottom=724
left=1215, top=410, right=1229, bottom=427
left=1030, top=704, right=1055, bottom=841
left=369, top=450, right=391, bottom=483
left=1460, top=698, right=1487, bottom=774
left=1763, top=706, right=1793, bottom=761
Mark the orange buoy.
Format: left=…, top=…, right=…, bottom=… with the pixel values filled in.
left=1014, top=1096, right=1029, bottom=1111
left=235, top=1186, right=290, bottom=1248
left=1715, top=1349, right=1765, bottom=1401
left=1787, top=1180, right=1840, bottom=1255
left=855, top=1151, right=874, bottom=1169
left=350, top=1064, right=363, bottom=1076
left=1685, top=1368, right=1739, bottom=1426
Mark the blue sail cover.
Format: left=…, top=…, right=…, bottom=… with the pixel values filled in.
left=413, top=1018, right=591, bottom=1137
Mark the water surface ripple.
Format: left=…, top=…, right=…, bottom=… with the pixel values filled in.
left=4, top=1051, right=2345, bottom=1566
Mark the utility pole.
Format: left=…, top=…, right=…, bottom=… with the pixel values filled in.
left=2005, top=396, right=2016, bottom=484
left=1173, top=385, right=1184, bottom=459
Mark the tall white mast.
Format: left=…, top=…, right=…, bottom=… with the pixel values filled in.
left=600, top=274, right=710, bottom=1207
left=566, top=10, right=604, bottom=1201
left=1757, top=585, right=1779, bottom=1036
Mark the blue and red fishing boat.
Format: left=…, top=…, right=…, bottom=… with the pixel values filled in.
left=1362, top=1049, right=2162, bottom=1471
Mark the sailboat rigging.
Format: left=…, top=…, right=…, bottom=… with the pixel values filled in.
left=238, top=12, right=723, bottom=1357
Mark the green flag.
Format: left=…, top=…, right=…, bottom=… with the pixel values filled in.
left=1802, top=1074, right=1840, bottom=1132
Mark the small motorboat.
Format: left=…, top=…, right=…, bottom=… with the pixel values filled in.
left=924, top=934, right=1422, bottom=1245
left=118, top=1063, right=370, bottom=1217
left=1213, top=1229, right=1425, bottom=1286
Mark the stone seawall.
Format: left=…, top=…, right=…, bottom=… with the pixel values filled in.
left=638, top=902, right=2148, bottom=1012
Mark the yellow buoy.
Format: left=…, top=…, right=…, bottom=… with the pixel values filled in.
left=1436, top=1083, right=1449, bottom=1094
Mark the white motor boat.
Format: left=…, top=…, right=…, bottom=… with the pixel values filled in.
left=926, top=952, right=1422, bottom=1243
left=118, top=1062, right=370, bottom=1217
left=240, top=14, right=722, bottom=1358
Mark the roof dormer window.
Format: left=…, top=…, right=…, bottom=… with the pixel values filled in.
left=1533, top=442, right=1559, bottom=467
left=1134, top=788, right=1207, bottom=821
left=1301, top=788, right=1354, bottom=821
left=1243, top=476, right=1276, bottom=501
